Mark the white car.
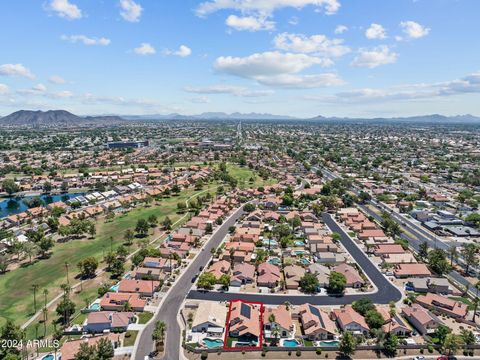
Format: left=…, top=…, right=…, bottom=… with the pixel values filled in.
left=413, top=356, right=425, bottom=360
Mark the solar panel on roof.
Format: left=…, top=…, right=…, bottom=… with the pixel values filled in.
left=240, top=303, right=251, bottom=318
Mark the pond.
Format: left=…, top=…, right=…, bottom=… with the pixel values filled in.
left=0, top=193, right=85, bottom=218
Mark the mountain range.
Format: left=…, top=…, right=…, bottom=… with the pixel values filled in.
left=0, top=110, right=125, bottom=127
left=0, top=110, right=479, bottom=126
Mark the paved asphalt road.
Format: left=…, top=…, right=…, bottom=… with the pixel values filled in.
left=133, top=206, right=246, bottom=360
left=358, top=203, right=474, bottom=296
left=187, top=213, right=402, bottom=305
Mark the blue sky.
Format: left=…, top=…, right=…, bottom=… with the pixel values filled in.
left=0, top=0, right=479, bottom=117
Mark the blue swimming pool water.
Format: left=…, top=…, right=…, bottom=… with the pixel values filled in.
left=268, top=257, right=281, bottom=265
left=299, top=258, right=310, bottom=265
left=42, top=354, right=55, bottom=360
left=89, top=303, right=101, bottom=311
left=292, top=250, right=307, bottom=256
left=319, top=340, right=339, bottom=347
left=203, top=338, right=223, bottom=349
left=110, top=284, right=119, bottom=292
left=294, top=241, right=305, bottom=246
left=282, top=339, right=300, bottom=347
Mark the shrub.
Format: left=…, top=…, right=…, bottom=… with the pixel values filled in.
left=200, top=350, right=208, bottom=360
left=316, top=348, right=322, bottom=355
left=261, top=350, right=266, bottom=357
left=296, top=349, right=302, bottom=357
left=427, top=345, right=434, bottom=353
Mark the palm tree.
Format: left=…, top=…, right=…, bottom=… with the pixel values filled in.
left=65, top=262, right=70, bottom=284
left=271, top=326, right=281, bottom=346
left=448, top=245, right=458, bottom=266
left=388, top=301, right=397, bottom=332
left=152, top=321, right=167, bottom=353
left=283, top=301, right=291, bottom=310
left=43, top=288, right=49, bottom=308
left=42, top=307, right=48, bottom=336
left=32, top=284, right=39, bottom=314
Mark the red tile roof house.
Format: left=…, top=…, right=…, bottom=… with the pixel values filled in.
left=375, top=305, right=411, bottom=337
left=298, top=304, right=337, bottom=340
left=402, top=304, right=443, bottom=335
left=393, top=263, right=432, bottom=278
left=133, top=267, right=165, bottom=281
left=100, top=292, right=146, bottom=312
left=228, top=301, right=261, bottom=344
left=372, top=244, right=406, bottom=256
left=143, top=256, right=172, bottom=271
left=416, top=293, right=469, bottom=319
left=60, top=334, right=121, bottom=360
left=358, top=229, right=387, bottom=241
left=284, top=265, right=305, bottom=290
left=118, top=279, right=160, bottom=297
left=331, top=306, right=370, bottom=336
left=84, top=311, right=135, bottom=333
left=231, top=263, right=256, bottom=287
left=333, top=263, right=365, bottom=288
left=207, top=260, right=231, bottom=280
left=257, top=263, right=281, bottom=288
left=263, top=305, right=294, bottom=339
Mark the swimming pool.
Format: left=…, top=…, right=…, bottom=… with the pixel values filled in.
left=318, top=340, right=339, bottom=347
left=110, top=284, right=119, bottom=292
left=294, top=240, right=305, bottom=246
left=292, top=250, right=307, bottom=256
left=89, top=302, right=101, bottom=311
left=282, top=339, right=301, bottom=347
left=262, top=239, right=278, bottom=247
left=235, top=341, right=256, bottom=347
left=41, top=354, right=61, bottom=360
left=268, top=257, right=281, bottom=265
left=299, top=258, right=310, bottom=265
left=203, top=338, right=224, bottom=349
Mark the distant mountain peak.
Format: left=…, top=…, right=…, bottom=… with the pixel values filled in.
left=0, top=109, right=125, bottom=127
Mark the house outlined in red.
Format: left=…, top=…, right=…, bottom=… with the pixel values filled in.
left=223, top=299, right=264, bottom=350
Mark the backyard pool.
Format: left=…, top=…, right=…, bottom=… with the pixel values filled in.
left=299, top=258, right=310, bottom=265
left=89, top=302, right=101, bottom=311
left=292, top=250, right=307, bottom=256
left=41, top=354, right=61, bottom=360
left=267, top=257, right=281, bottom=265
left=282, top=339, right=301, bottom=347
left=262, top=239, right=278, bottom=247
left=318, top=340, right=339, bottom=347
left=109, top=284, right=119, bottom=292
left=203, top=338, right=224, bottom=349
left=294, top=240, right=305, bottom=246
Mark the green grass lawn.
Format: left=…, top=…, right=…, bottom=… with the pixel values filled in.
left=226, top=164, right=275, bottom=189
left=0, top=188, right=201, bottom=329
left=123, top=330, right=138, bottom=347
left=137, top=311, right=154, bottom=324
left=0, top=166, right=265, bottom=332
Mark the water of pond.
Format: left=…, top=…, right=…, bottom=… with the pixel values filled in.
left=0, top=193, right=85, bottom=218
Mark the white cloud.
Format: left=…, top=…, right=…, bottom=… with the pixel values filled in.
left=48, top=0, right=82, bottom=20
left=334, top=25, right=348, bottom=34
left=365, top=23, right=387, bottom=39
left=188, top=96, right=211, bottom=104
left=61, top=35, right=111, bottom=46
left=316, top=72, right=480, bottom=104
left=214, top=51, right=341, bottom=88
left=255, top=73, right=344, bottom=88
left=351, top=46, right=398, bottom=68
left=273, top=32, right=350, bottom=57
left=0, top=64, right=35, bottom=79
left=49, top=75, right=66, bottom=84
left=133, top=43, right=156, bottom=55
left=0, top=84, right=9, bottom=95
left=163, top=45, right=192, bottom=57
left=215, top=51, right=330, bottom=77
left=196, top=0, right=341, bottom=17
left=119, top=0, right=143, bottom=22
left=400, top=21, right=430, bottom=39
left=184, top=85, right=274, bottom=97
left=226, top=15, right=275, bottom=31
